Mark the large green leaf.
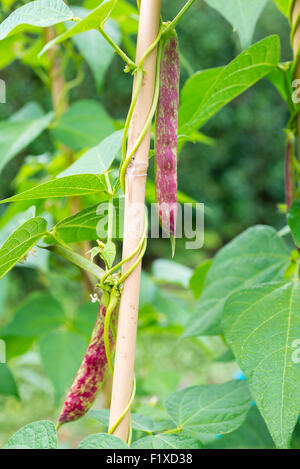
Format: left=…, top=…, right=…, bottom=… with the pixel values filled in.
left=0, top=217, right=47, bottom=279
left=0, top=207, right=35, bottom=245
left=0, top=364, right=19, bottom=398
left=39, top=330, right=87, bottom=402
left=4, top=337, right=35, bottom=361
left=3, top=421, right=57, bottom=449
left=272, top=0, right=289, bottom=16
left=51, top=100, right=114, bottom=151
left=223, top=281, right=300, bottom=448
left=51, top=198, right=122, bottom=244
left=40, top=0, right=117, bottom=56
left=0, top=174, right=106, bottom=204
left=207, top=407, right=275, bottom=449
left=0, top=207, right=49, bottom=273
left=59, top=130, right=123, bottom=178
left=1, top=294, right=65, bottom=337
left=0, top=0, right=74, bottom=41
left=184, top=225, right=290, bottom=336
left=288, top=199, right=300, bottom=247
left=164, top=381, right=251, bottom=435
left=179, top=36, right=280, bottom=135
left=78, top=433, right=128, bottom=449
left=204, top=0, right=268, bottom=49
left=131, top=434, right=203, bottom=449
left=0, top=112, right=53, bottom=172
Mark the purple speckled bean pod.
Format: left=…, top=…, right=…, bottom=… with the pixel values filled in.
left=155, top=34, right=180, bottom=245
left=57, top=300, right=116, bottom=427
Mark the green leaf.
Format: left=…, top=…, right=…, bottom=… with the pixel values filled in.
left=223, top=281, right=300, bottom=448
left=0, top=0, right=74, bottom=41
left=59, top=130, right=123, bottom=178
left=131, top=434, right=203, bottom=449
left=288, top=199, right=300, bottom=247
left=0, top=174, right=106, bottom=204
left=78, top=433, right=128, bottom=449
left=4, top=336, right=35, bottom=361
left=179, top=36, right=280, bottom=134
left=1, top=294, right=65, bottom=337
left=0, top=364, right=19, bottom=398
left=272, top=0, right=289, bottom=16
left=184, top=225, right=290, bottom=336
left=207, top=407, right=275, bottom=449
left=10, top=101, right=45, bottom=121
left=51, top=100, right=114, bottom=151
left=51, top=198, right=122, bottom=244
left=204, top=0, right=268, bottom=49
left=0, top=207, right=36, bottom=245
left=101, top=241, right=116, bottom=268
left=0, top=112, right=53, bottom=172
left=189, top=259, right=212, bottom=299
left=3, top=420, right=57, bottom=449
left=39, top=330, right=87, bottom=402
left=40, top=0, right=117, bottom=56
left=164, top=380, right=251, bottom=435
left=0, top=217, right=47, bottom=280
left=0, top=207, right=49, bottom=273
left=152, top=259, right=193, bottom=289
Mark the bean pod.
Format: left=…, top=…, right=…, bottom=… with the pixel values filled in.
left=57, top=300, right=115, bottom=427
left=155, top=34, right=180, bottom=247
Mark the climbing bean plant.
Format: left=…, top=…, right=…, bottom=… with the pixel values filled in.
left=0, top=0, right=299, bottom=451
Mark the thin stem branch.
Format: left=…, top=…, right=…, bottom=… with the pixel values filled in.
left=98, top=26, right=136, bottom=70
left=46, top=245, right=104, bottom=279
left=163, top=0, right=196, bottom=35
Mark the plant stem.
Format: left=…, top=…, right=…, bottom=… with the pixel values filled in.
left=98, top=26, right=136, bottom=70
left=163, top=0, right=196, bottom=35
left=285, top=136, right=295, bottom=211
left=104, top=172, right=114, bottom=243
left=44, top=27, right=68, bottom=116
left=47, top=244, right=104, bottom=279
left=104, top=289, right=120, bottom=375
left=108, top=0, right=162, bottom=442
left=162, top=426, right=183, bottom=435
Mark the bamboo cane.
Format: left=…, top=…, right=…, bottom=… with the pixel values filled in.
left=108, top=0, right=162, bottom=441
